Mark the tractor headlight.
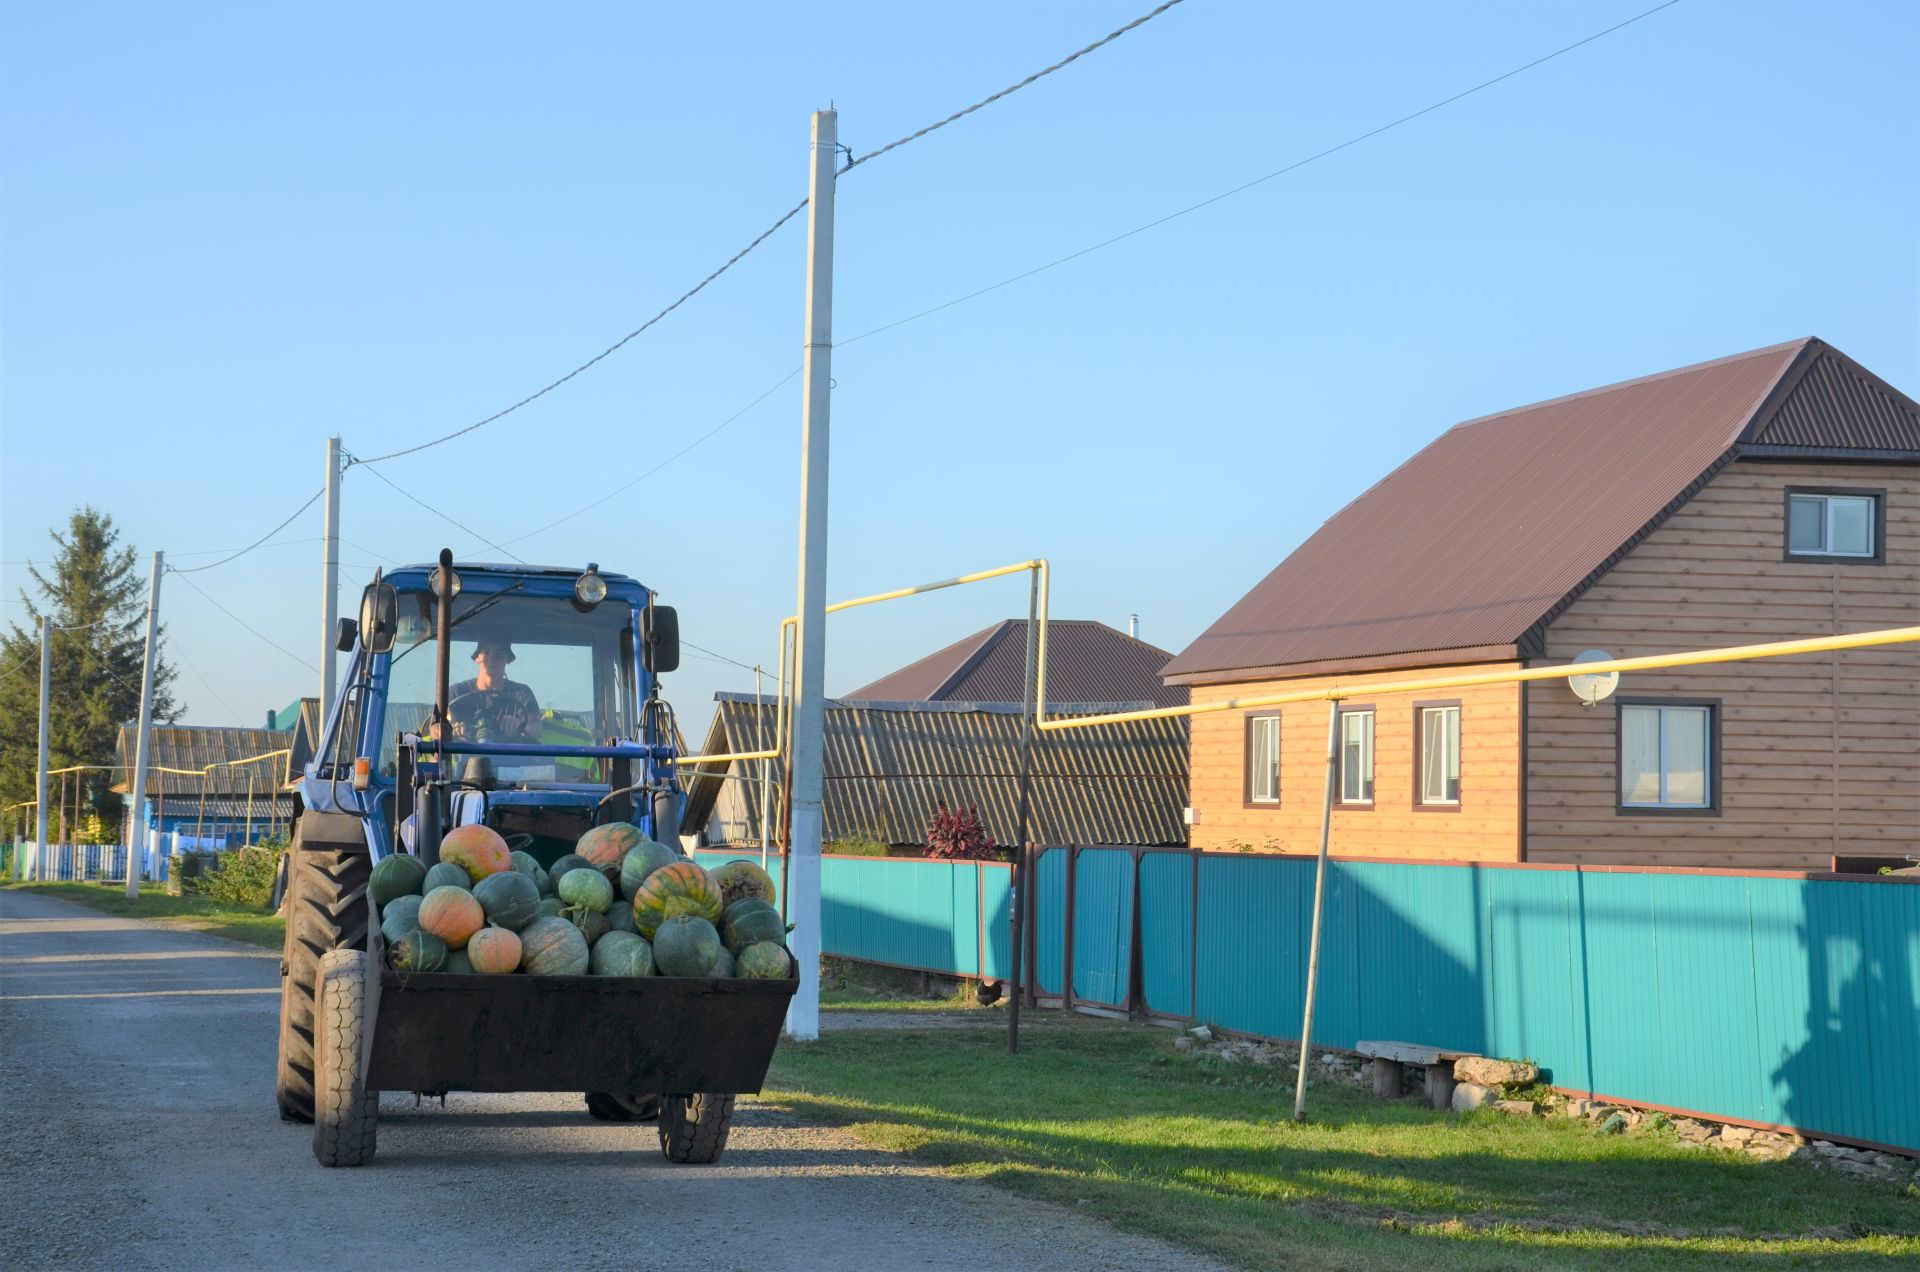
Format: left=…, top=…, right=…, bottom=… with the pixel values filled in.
left=574, top=565, right=607, bottom=607
left=430, top=565, right=462, bottom=599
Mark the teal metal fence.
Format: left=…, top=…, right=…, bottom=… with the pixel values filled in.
left=700, top=842, right=1918, bottom=1152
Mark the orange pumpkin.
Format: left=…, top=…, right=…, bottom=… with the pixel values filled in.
left=441, top=824, right=511, bottom=882
left=466, top=925, right=522, bottom=974
left=418, top=886, right=485, bottom=950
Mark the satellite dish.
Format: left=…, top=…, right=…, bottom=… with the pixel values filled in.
left=1568, top=649, right=1619, bottom=707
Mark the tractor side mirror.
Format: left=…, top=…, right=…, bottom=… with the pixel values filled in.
left=358, top=581, right=398, bottom=654
left=334, top=618, right=359, bottom=652
left=642, top=605, right=679, bottom=675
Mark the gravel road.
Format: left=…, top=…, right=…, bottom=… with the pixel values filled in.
left=0, top=890, right=1219, bottom=1272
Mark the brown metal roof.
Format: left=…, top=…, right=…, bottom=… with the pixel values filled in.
left=1163, top=338, right=1919, bottom=684
left=847, top=620, right=1188, bottom=708
left=682, top=695, right=1189, bottom=848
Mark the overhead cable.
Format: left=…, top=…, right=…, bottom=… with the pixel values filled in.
left=348, top=204, right=809, bottom=467
left=838, top=0, right=1189, bottom=174
left=169, top=568, right=319, bottom=673
left=841, top=0, right=1685, bottom=349
left=351, top=460, right=528, bottom=564
left=497, top=369, right=800, bottom=548
left=172, top=488, right=326, bottom=574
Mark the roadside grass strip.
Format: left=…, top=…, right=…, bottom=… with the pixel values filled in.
left=767, top=1009, right=1920, bottom=1270
left=2, top=881, right=284, bottom=949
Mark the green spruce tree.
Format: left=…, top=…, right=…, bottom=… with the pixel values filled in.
left=0, top=508, right=180, bottom=838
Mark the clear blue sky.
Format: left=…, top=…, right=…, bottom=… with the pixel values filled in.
left=3, top=0, right=1916, bottom=727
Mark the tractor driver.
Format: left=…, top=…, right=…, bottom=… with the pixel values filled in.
left=446, top=638, right=542, bottom=742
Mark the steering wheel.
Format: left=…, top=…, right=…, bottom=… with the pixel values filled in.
left=447, top=691, right=490, bottom=739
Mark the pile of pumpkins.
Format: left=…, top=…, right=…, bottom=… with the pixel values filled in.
left=369, top=821, right=794, bottom=981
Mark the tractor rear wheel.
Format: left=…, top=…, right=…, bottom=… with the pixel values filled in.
left=658, top=1093, right=735, bottom=1164
left=276, top=819, right=371, bottom=1123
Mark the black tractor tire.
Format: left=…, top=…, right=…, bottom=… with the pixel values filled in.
left=585, top=1092, right=661, bottom=1122
left=658, top=1093, right=735, bottom=1164
left=276, top=823, right=371, bottom=1123
left=312, top=949, right=378, bottom=1167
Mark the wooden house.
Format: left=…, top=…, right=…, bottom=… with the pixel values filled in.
left=1161, top=338, right=1920, bottom=871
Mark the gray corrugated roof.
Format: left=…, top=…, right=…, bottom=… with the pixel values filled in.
left=683, top=695, right=1188, bottom=848
left=113, top=725, right=293, bottom=797
left=1163, top=338, right=1919, bottom=683
left=846, top=620, right=1187, bottom=708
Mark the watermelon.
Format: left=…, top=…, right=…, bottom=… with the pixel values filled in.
left=380, top=894, right=424, bottom=945
left=737, top=941, right=793, bottom=979
left=547, top=853, right=593, bottom=890
left=418, top=885, right=486, bottom=950
left=387, top=929, right=447, bottom=974
left=712, top=946, right=736, bottom=979
left=518, top=916, right=590, bottom=976
left=619, top=839, right=681, bottom=899
left=467, top=925, right=522, bottom=975
left=631, top=862, right=723, bottom=939
left=441, top=823, right=512, bottom=882
left=442, top=948, right=475, bottom=974
left=424, top=861, right=472, bottom=893
left=604, top=902, right=638, bottom=934
left=472, top=871, right=542, bottom=932
left=712, top=860, right=777, bottom=910
left=370, top=854, right=428, bottom=908
left=570, top=908, right=612, bottom=946
left=722, top=900, right=787, bottom=955
left=509, top=849, right=549, bottom=895
left=575, top=822, right=644, bottom=879
left=557, top=867, right=613, bottom=914
left=590, top=930, right=652, bottom=977
left=537, top=897, right=566, bottom=919
left=652, top=915, right=722, bottom=977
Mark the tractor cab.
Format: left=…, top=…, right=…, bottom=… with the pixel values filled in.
left=304, top=554, right=683, bottom=873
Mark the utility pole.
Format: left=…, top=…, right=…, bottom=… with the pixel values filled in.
left=34, top=616, right=51, bottom=882
left=125, top=551, right=163, bottom=898
left=785, top=107, right=836, bottom=1042
left=321, top=435, right=342, bottom=708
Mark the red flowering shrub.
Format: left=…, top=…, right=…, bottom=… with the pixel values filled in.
left=925, top=800, right=998, bottom=861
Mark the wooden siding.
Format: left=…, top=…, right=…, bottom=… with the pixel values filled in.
left=1187, top=662, right=1523, bottom=860
left=1527, top=459, right=1920, bottom=869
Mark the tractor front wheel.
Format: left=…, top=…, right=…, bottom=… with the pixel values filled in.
left=312, top=949, right=378, bottom=1167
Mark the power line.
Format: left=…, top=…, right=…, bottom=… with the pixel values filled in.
left=497, top=368, right=800, bottom=549
left=351, top=460, right=528, bottom=564
left=841, top=0, right=1685, bottom=349
left=168, top=568, right=319, bottom=673
left=348, top=205, right=809, bottom=468
left=682, top=639, right=764, bottom=675
left=347, top=4, right=1183, bottom=472
left=173, top=645, right=240, bottom=720
left=172, top=488, right=325, bottom=574
left=839, top=0, right=1188, bottom=174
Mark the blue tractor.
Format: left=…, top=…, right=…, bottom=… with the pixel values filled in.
left=276, top=552, right=791, bottom=1167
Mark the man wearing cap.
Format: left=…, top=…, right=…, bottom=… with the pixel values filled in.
left=447, top=638, right=543, bottom=742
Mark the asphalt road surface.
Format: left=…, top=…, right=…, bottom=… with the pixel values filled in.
left=1, top=890, right=1217, bottom=1272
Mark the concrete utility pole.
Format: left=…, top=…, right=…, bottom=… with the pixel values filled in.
left=34, top=616, right=51, bottom=882
left=321, top=435, right=343, bottom=709
left=785, top=107, right=837, bottom=1042
left=125, top=551, right=163, bottom=898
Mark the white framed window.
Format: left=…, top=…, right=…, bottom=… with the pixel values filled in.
left=1338, top=709, right=1374, bottom=805
left=1786, top=491, right=1879, bottom=560
left=1418, top=705, right=1461, bottom=806
left=1246, top=715, right=1280, bottom=804
left=1619, top=702, right=1715, bottom=812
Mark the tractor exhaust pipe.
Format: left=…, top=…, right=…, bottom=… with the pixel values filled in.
left=417, top=547, right=457, bottom=865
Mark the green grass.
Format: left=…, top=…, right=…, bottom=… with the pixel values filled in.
left=765, top=1009, right=1920, bottom=1270
left=3, top=880, right=285, bottom=949
left=818, top=957, right=985, bottom=1011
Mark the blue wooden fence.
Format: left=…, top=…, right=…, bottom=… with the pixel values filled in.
left=709, top=843, right=1919, bottom=1153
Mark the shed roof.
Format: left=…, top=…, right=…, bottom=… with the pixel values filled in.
left=112, top=725, right=294, bottom=797
left=846, top=619, right=1187, bottom=708
left=1162, top=338, right=1920, bottom=684
left=682, top=695, right=1189, bottom=848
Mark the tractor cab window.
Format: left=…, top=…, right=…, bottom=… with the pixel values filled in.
left=378, top=587, right=637, bottom=783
